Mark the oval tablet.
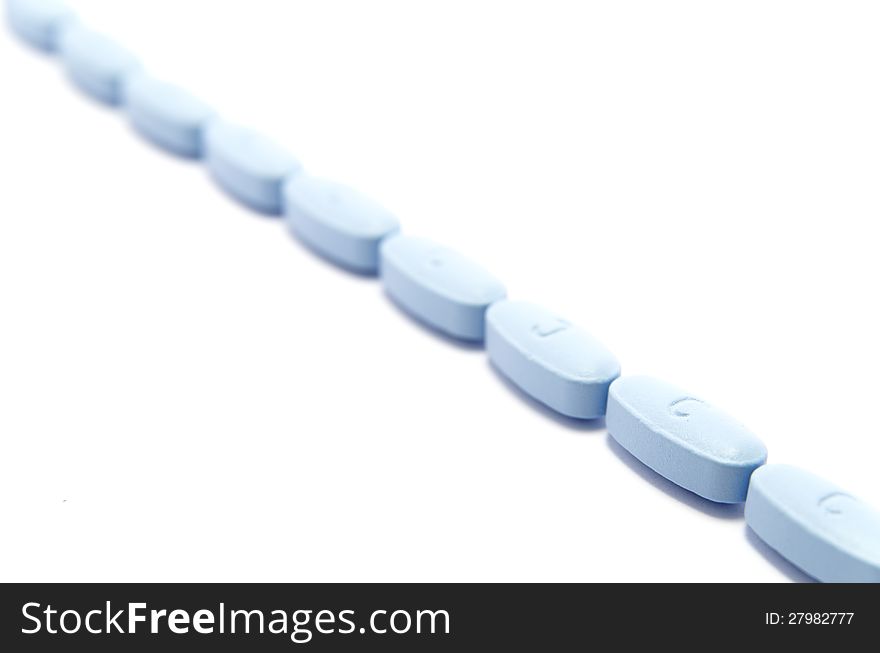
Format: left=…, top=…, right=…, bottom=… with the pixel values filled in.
left=486, top=300, right=620, bottom=419
left=283, top=175, right=400, bottom=274
left=205, top=120, right=302, bottom=214
left=6, top=0, right=75, bottom=51
left=606, top=376, right=767, bottom=503
left=124, top=74, right=215, bottom=158
left=58, top=24, right=141, bottom=105
left=746, top=465, right=880, bottom=582
left=380, top=236, right=506, bottom=342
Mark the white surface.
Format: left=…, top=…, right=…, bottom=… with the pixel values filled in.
left=1, top=0, right=879, bottom=583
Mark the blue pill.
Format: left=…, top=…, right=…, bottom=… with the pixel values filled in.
left=606, top=376, right=767, bottom=503
left=205, top=120, right=302, bottom=214
left=486, top=301, right=620, bottom=419
left=284, top=175, right=400, bottom=274
left=746, top=465, right=880, bottom=582
left=5, top=0, right=75, bottom=52
left=124, top=74, right=215, bottom=158
left=58, top=24, right=141, bottom=105
left=380, top=236, right=506, bottom=342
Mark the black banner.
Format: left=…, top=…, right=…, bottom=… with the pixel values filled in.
left=1, top=583, right=876, bottom=650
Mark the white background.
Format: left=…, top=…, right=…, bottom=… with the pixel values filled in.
left=1, top=0, right=879, bottom=582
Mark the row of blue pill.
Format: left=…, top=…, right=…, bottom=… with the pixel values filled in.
left=8, top=0, right=879, bottom=582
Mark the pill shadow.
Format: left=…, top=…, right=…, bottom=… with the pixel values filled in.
left=744, top=528, right=816, bottom=583
left=487, top=361, right=606, bottom=433
left=125, top=121, right=203, bottom=165
left=6, top=31, right=58, bottom=61
left=203, top=171, right=284, bottom=219
left=605, top=435, right=745, bottom=520
left=55, top=65, right=125, bottom=113
left=381, top=291, right=485, bottom=352
left=285, top=229, right=380, bottom=283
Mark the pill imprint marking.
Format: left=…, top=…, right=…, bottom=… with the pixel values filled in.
left=531, top=319, right=569, bottom=337
left=819, top=493, right=854, bottom=515
left=669, top=397, right=705, bottom=418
